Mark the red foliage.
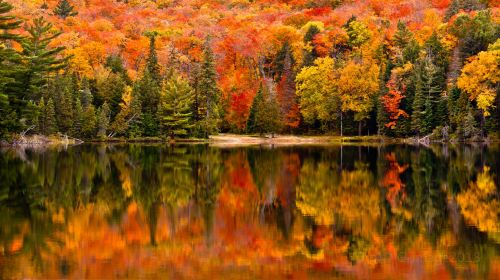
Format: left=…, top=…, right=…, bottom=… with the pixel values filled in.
left=382, top=76, right=409, bottom=129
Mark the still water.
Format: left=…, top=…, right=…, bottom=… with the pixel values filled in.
left=0, top=144, right=499, bottom=279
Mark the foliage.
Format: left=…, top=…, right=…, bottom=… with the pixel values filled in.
left=158, top=71, right=194, bottom=138
left=457, top=40, right=500, bottom=117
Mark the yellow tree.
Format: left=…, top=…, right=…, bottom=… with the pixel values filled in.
left=295, top=57, right=338, bottom=125
left=337, top=60, right=380, bottom=135
left=457, top=39, right=500, bottom=117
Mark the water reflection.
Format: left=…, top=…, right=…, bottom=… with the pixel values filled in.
left=0, top=144, right=499, bottom=278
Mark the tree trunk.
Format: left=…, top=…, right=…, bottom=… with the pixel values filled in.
left=340, top=111, right=343, bottom=138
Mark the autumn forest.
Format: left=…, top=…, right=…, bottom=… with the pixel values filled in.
left=0, top=0, right=499, bottom=141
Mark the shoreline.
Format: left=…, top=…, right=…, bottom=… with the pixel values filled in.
left=2, top=134, right=499, bottom=147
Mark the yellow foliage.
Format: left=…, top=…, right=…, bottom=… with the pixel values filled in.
left=338, top=59, right=380, bottom=121
left=457, top=39, right=500, bottom=117
left=457, top=166, right=500, bottom=235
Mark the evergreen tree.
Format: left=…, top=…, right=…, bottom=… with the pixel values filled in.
left=445, top=0, right=483, bottom=21
left=72, top=97, right=83, bottom=137
left=411, top=57, right=442, bottom=135
left=97, top=102, right=110, bottom=137
left=134, top=70, right=160, bottom=136
left=53, top=0, right=78, bottom=19
left=144, top=31, right=161, bottom=83
left=302, top=24, right=321, bottom=67
left=158, top=71, right=194, bottom=138
left=248, top=83, right=282, bottom=136
left=128, top=91, right=143, bottom=138
left=38, top=97, right=57, bottom=135
left=96, top=72, right=126, bottom=119
left=393, top=21, right=413, bottom=50
left=19, top=17, right=68, bottom=100
left=195, top=38, right=220, bottom=138
left=0, top=0, right=23, bottom=138
left=105, top=54, right=131, bottom=84
left=81, top=104, right=96, bottom=138
left=246, top=84, right=263, bottom=133
left=52, top=76, right=74, bottom=134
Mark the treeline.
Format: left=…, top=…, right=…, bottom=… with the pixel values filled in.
left=0, top=0, right=499, bottom=141
left=0, top=0, right=219, bottom=140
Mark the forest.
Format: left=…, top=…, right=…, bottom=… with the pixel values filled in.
left=0, top=0, right=499, bottom=141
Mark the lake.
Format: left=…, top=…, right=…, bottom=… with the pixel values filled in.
left=0, top=143, right=499, bottom=279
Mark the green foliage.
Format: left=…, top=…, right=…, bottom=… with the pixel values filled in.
left=450, top=10, right=500, bottom=61
left=53, top=0, right=78, bottom=19
left=345, top=19, right=372, bottom=49
left=97, top=102, right=110, bottom=137
left=194, top=39, right=220, bottom=138
left=158, top=71, right=194, bottom=138
left=302, top=23, right=321, bottom=67
left=38, top=97, right=57, bottom=135
left=247, top=83, right=282, bottom=135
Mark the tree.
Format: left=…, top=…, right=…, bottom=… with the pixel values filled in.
left=277, top=47, right=300, bottom=130
left=382, top=74, right=409, bottom=129
left=412, top=56, right=442, bottom=135
left=246, top=85, right=262, bottom=133
left=96, top=102, right=110, bottom=137
left=195, top=39, right=220, bottom=138
left=457, top=40, right=500, bottom=118
left=19, top=17, right=68, bottom=100
left=53, top=0, right=78, bottom=19
left=450, top=10, right=500, bottom=61
left=295, top=57, right=339, bottom=127
left=393, top=21, right=413, bottom=50
left=344, top=19, right=372, bottom=50
left=302, top=22, right=322, bottom=67
left=96, top=72, right=126, bottom=119
left=51, top=76, right=74, bottom=134
left=81, top=104, right=96, bottom=138
left=337, top=60, right=380, bottom=135
left=0, top=0, right=23, bottom=138
left=38, top=97, right=57, bottom=135
left=246, top=83, right=281, bottom=136
left=144, top=31, right=161, bottom=83
left=72, top=97, right=83, bottom=137
left=445, top=0, right=483, bottom=21
left=158, top=71, right=194, bottom=139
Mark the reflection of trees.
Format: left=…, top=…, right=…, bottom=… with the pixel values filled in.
left=457, top=166, right=500, bottom=242
left=191, top=146, right=222, bottom=247
left=296, top=160, right=380, bottom=235
left=247, top=147, right=300, bottom=239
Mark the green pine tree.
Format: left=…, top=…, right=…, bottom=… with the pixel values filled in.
left=144, top=31, right=161, bottom=83
left=246, top=84, right=263, bottom=133
left=72, top=97, right=83, bottom=137
left=97, top=102, right=110, bottom=137
left=53, top=0, right=78, bottom=19
left=96, top=72, right=126, bottom=119
left=134, top=70, right=160, bottom=136
left=195, top=38, right=220, bottom=138
left=52, top=76, right=74, bottom=134
left=249, top=82, right=282, bottom=136
left=302, top=24, right=321, bottom=67
left=0, top=0, right=24, bottom=138
left=128, top=91, right=143, bottom=138
left=38, top=97, right=57, bottom=135
left=19, top=17, right=68, bottom=100
left=158, top=71, right=194, bottom=139
left=81, top=104, right=96, bottom=138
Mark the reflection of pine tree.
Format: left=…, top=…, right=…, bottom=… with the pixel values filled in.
left=191, top=148, right=222, bottom=246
